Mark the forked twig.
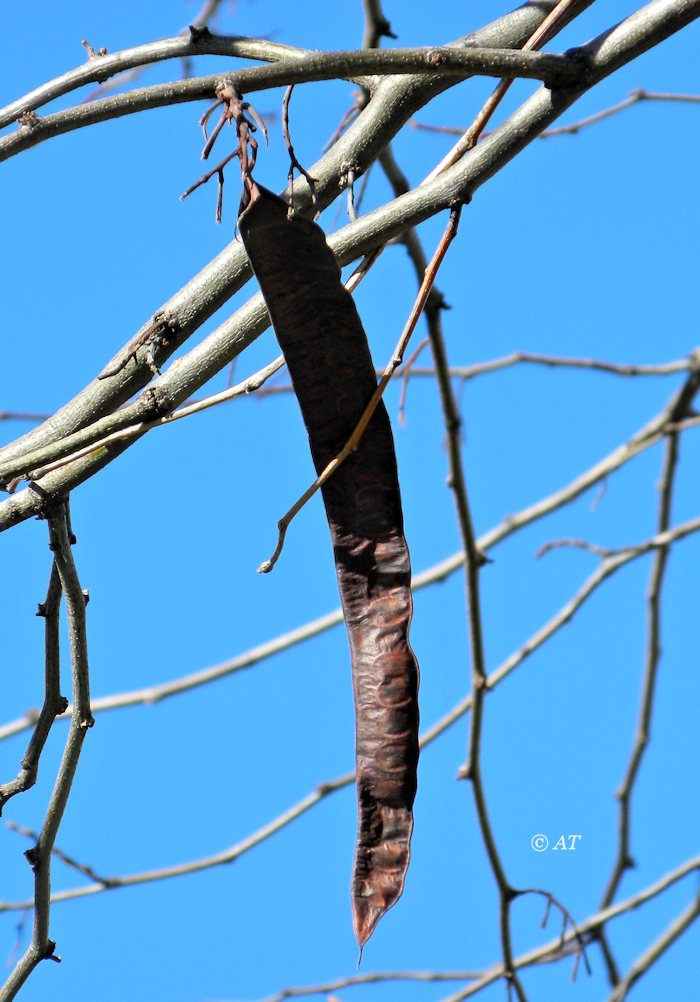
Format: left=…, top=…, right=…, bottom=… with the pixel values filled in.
left=542, top=88, right=700, bottom=137
left=282, top=85, right=317, bottom=213
left=1, top=501, right=93, bottom=998
left=0, top=563, right=66, bottom=812
left=6, top=822, right=111, bottom=886
left=398, top=336, right=430, bottom=424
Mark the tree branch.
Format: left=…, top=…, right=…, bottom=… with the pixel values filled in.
left=596, top=426, right=683, bottom=984
left=0, top=0, right=587, bottom=490
left=606, top=894, right=700, bottom=1001
left=0, top=501, right=93, bottom=1000
left=0, top=563, right=66, bottom=812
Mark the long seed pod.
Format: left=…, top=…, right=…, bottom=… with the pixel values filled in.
left=238, top=182, right=420, bottom=948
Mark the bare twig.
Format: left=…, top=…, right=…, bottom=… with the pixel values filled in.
left=385, top=168, right=525, bottom=995
left=0, top=411, right=52, bottom=424
left=215, top=348, right=693, bottom=401
left=397, top=337, right=430, bottom=424
left=5, top=822, right=110, bottom=885
left=606, top=894, right=700, bottom=1002
left=2, top=514, right=699, bottom=915
left=282, top=85, right=317, bottom=210
left=0, top=46, right=585, bottom=164
left=423, top=0, right=585, bottom=183
left=536, top=537, right=613, bottom=559
left=82, top=0, right=229, bottom=101
left=361, top=0, right=397, bottom=50
left=257, top=968, right=481, bottom=1002
left=5, top=1, right=683, bottom=527
left=542, top=88, right=700, bottom=137
left=410, top=88, right=700, bottom=141
left=597, top=426, right=683, bottom=984
left=0, top=501, right=93, bottom=1000
left=0, top=563, right=66, bottom=812
left=437, top=352, right=694, bottom=380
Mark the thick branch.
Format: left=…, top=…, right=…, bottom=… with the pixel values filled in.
left=0, top=0, right=587, bottom=485
left=0, top=35, right=308, bottom=130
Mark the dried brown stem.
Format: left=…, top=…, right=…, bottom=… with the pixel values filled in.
left=282, top=85, right=317, bottom=210
left=398, top=337, right=430, bottom=424
left=259, top=206, right=461, bottom=574
left=424, top=0, right=585, bottom=182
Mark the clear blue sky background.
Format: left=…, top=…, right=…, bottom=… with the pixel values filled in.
left=1, top=3, right=698, bottom=1001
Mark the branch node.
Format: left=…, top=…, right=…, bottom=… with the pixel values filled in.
left=377, top=19, right=396, bottom=40
left=81, top=40, right=108, bottom=60
left=24, top=845, right=39, bottom=870
left=188, top=24, right=211, bottom=43
left=44, top=940, right=61, bottom=963
left=17, top=111, right=41, bottom=130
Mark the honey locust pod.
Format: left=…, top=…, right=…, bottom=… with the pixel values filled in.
left=238, top=180, right=420, bottom=948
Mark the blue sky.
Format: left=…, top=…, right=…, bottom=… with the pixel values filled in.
left=1, top=3, right=699, bottom=1001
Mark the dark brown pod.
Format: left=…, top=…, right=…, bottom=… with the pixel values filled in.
left=238, top=182, right=420, bottom=948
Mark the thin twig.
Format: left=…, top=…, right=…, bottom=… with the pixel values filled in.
left=423, top=0, right=585, bottom=183
left=0, top=563, right=66, bottom=812
left=597, top=426, right=683, bottom=985
left=606, top=895, right=700, bottom=1002
left=378, top=138, right=527, bottom=993
left=405, top=88, right=700, bottom=141
left=208, top=348, right=694, bottom=400
left=282, top=85, right=317, bottom=211
left=429, top=256, right=528, bottom=998
left=258, top=968, right=481, bottom=1002
left=0, top=501, right=93, bottom=1000
left=536, top=537, right=612, bottom=559
left=398, top=337, right=430, bottom=424
left=20, top=357, right=286, bottom=484
left=82, top=0, right=229, bottom=102
left=2, top=1, right=678, bottom=525
left=2, top=514, right=700, bottom=913
left=0, top=47, right=585, bottom=167
left=0, top=411, right=52, bottom=424
left=1, top=242, right=387, bottom=490
left=3, top=404, right=700, bottom=746
left=440, top=853, right=700, bottom=1001
left=438, top=352, right=693, bottom=380
left=542, top=88, right=700, bottom=137
left=5, top=822, right=110, bottom=885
